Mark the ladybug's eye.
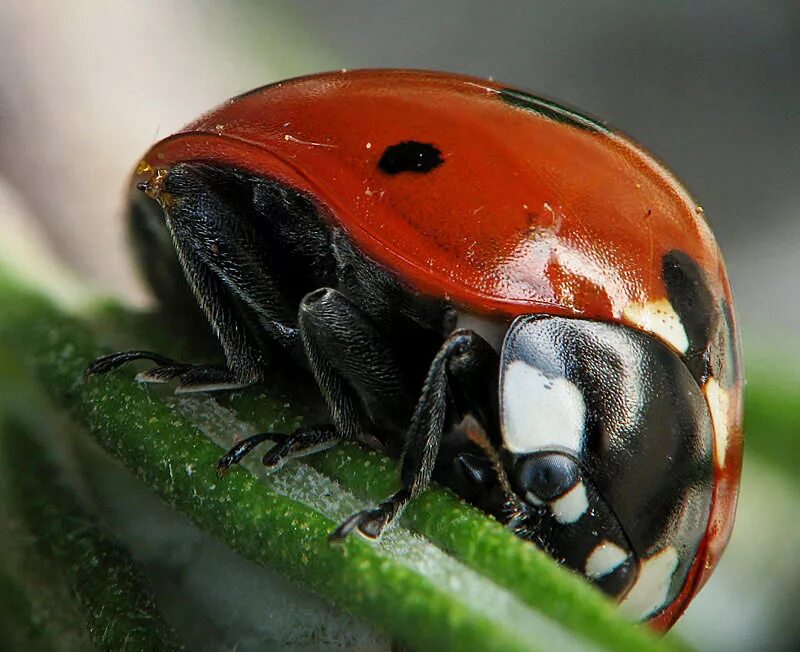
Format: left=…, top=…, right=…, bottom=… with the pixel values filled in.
left=516, top=453, right=579, bottom=503
left=378, top=141, right=443, bottom=175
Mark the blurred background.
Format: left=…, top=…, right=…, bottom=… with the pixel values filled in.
left=0, top=1, right=797, bottom=650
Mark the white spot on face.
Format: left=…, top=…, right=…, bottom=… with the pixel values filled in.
left=623, top=298, right=689, bottom=354
left=619, top=546, right=679, bottom=620
left=502, top=360, right=586, bottom=454
left=704, top=377, right=731, bottom=468
left=585, top=540, right=628, bottom=579
left=550, top=481, right=589, bottom=524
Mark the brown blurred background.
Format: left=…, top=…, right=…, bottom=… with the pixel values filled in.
left=1, top=2, right=798, bottom=650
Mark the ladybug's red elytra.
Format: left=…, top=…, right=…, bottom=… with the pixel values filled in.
left=87, top=69, right=743, bottom=628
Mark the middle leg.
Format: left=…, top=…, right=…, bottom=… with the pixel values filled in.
left=217, top=287, right=416, bottom=473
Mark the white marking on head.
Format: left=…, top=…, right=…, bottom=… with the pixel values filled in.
left=550, top=481, right=589, bottom=524
left=585, top=541, right=629, bottom=579
left=704, top=377, right=731, bottom=468
left=623, top=298, right=689, bottom=354
left=502, top=360, right=586, bottom=454
left=619, top=546, right=679, bottom=620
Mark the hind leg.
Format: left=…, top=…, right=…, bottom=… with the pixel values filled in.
left=86, top=163, right=336, bottom=390
left=86, top=351, right=248, bottom=393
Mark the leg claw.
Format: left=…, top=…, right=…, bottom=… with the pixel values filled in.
left=216, top=433, right=274, bottom=477
left=329, top=508, right=390, bottom=543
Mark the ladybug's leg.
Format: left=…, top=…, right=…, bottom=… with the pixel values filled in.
left=88, top=163, right=314, bottom=390
left=86, top=232, right=285, bottom=390
left=217, top=426, right=339, bottom=476
left=217, top=287, right=414, bottom=473
left=85, top=238, right=271, bottom=390
left=331, top=329, right=496, bottom=541
left=86, top=351, right=248, bottom=392
left=297, top=288, right=414, bottom=440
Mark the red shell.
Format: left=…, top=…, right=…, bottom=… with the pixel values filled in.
left=136, top=69, right=743, bottom=627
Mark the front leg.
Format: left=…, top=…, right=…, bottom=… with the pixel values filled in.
left=331, top=329, right=497, bottom=541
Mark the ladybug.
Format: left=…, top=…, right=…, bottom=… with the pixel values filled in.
left=87, top=69, right=743, bottom=628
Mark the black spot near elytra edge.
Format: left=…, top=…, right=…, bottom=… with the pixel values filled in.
left=378, top=141, right=444, bottom=175
left=662, top=250, right=719, bottom=384
left=499, top=88, right=611, bottom=135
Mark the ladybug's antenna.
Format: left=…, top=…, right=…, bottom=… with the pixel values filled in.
left=459, top=414, right=526, bottom=515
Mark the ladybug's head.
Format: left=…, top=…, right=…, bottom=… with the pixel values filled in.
left=496, top=314, right=714, bottom=620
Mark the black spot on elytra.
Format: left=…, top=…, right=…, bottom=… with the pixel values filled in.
left=662, top=250, right=719, bottom=384
left=378, top=141, right=443, bottom=175
left=499, top=88, right=610, bottom=135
